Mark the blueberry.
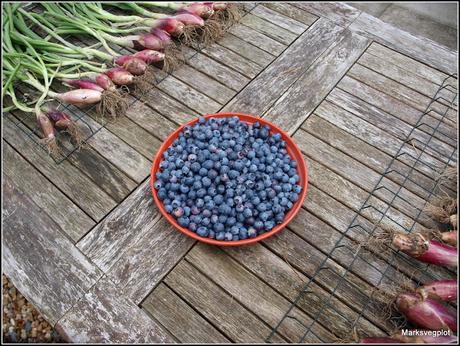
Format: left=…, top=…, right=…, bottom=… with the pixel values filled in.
left=213, top=194, right=224, bottom=205
left=247, top=227, right=257, bottom=238
left=224, top=232, right=233, bottom=241
left=216, top=232, right=225, bottom=240
left=173, top=207, right=184, bottom=218
left=293, top=185, right=302, bottom=194
left=197, top=226, right=209, bottom=237
left=165, top=204, right=173, bottom=213
left=243, top=209, right=253, bottom=218
left=178, top=217, right=190, bottom=227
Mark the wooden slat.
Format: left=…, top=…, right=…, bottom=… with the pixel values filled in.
left=349, top=12, right=458, bottom=74
left=223, top=18, right=346, bottom=115
left=263, top=2, right=318, bottom=26
left=163, top=260, right=289, bottom=343
left=142, top=283, right=231, bottom=343
left=315, top=100, right=452, bottom=187
left=77, top=181, right=160, bottom=272
left=3, top=116, right=116, bottom=221
left=358, top=52, right=457, bottom=109
left=186, top=243, right=335, bottom=342
left=185, top=50, right=251, bottom=91
left=172, top=63, right=235, bottom=104
left=229, top=22, right=285, bottom=56
left=3, top=143, right=94, bottom=242
left=125, top=96, right=179, bottom=140
left=156, top=76, right=222, bottom=115
left=251, top=5, right=308, bottom=35
left=223, top=242, right=384, bottom=338
left=107, top=217, right=195, bottom=304
left=293, top=2, right=361, bottom=27
left=240, top=13, right=297, bottom=45
left=201, top=43, right=261, bottom=78
left=3, top=176, right=102, bottom=325
left=337, top=76, right=457, bottom=147
left=263, top=226, right=394, bottom=332
left=309, top=105, right=443, bottom=198
left=55, top=276, right=173, bottom=343
left=326, top=87, right=456, bottom=164
left=347, top=64, right=457, bottom=126
left=264, top=29, right=370, bottom=134
left=218, top=33, right=275, bottom=67
left=366, top=43, right=450, bottom=86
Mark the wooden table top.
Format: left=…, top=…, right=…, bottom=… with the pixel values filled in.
left=3, top=2, right=458, bottom=343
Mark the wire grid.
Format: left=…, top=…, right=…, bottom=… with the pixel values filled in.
left=267, top=73, right=458, bottom=343
left=8, top=2, right=257, bottom=164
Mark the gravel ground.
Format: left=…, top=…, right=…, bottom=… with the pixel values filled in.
left=2, top=274, right=64, bottom=343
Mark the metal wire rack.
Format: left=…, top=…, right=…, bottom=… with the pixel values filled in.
left=7, top=2, right=256, bottom=164
left=267, top=73, right=458, bottom=343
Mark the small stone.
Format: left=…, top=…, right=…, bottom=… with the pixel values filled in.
left=31, top=328, right=37, bottom=338
left=21, top=329, right=27, bottom=340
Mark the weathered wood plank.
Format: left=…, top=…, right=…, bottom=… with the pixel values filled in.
left=125, top=96, right=178, bottom=141
left=108, top=217, right=195, bottom=304
left=229, top=22, right=285, bottom=55
left=349, top=12, right=458, bottom=74
left=163, top=260, right=289, bottom=343
left=3, top=176, right=102, bottom=325
left=337, top=76, right=457, bottom=147
left=264, top=29, right=370, bottom=134
left=156, top=75, right=222, bottom=115
left=326, top=87, right=456, bottom=164
left=184, top=50, right=251, bottom=91
left=55, top=276, right=173, bottom=343
left=218, top=33, right=275, bottom=67
left=293, top=2, right=361, bottom=27
left=302, top=184, right=450, bottom=282
left=263, top=226, right=394, bottom=332
left=186, top=243, right=335, bottom=342
left=312, top=100, right=452, bottom=188
left=347, top=64, right=457, bottom=127
left=240, top=13, right=297, bottom=45
left=201, top=43, right=261, bottom=78
left=358, top=52, right=457, bottom=109
left=224, top=242, right=384, bottom=338
left=223, top=18, right=346, bottom=115
left=77, top=181, right=161, bottom=273
left=308, top=106, right=444, bottom=199
left=142, top=283, right=231, bottom=343
left=251, top=5, right=308, bottom=35
left=366, top=43, right=450, bottom=86
left=172, top=63, right=235, bottom=104
left=264, top=3, right=318, bottom=26
left=3, top=143, right=94, bottom=242
left=3, top=116, right=116, bottom=221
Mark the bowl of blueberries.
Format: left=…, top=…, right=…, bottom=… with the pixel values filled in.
left=151, top=113, right=308, bottom=246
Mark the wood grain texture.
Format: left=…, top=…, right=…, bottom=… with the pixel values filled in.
left=366, top=43, right=450, bottom=86
left=240, top=13, right=297, bottom=45
left=202, top=43, right=262, bottom=78
left=3, top=176, right=102, bottom=325
left=156, top=75, right=222, bottom=115
left=172, top=63, right=235, bottom=104
left=223, top=242, right=383, bottom=338
left=358, top=52, right=457, bottom=109
left=163, top=260, right=289, bottom=343
left=3, top=143, right=94, bottom=243
left=186, top=243, right=334, bottom=342
left=349, top=12, right=458, bottom=74
left=307, top=107, right=441, bottom=199
left=56, top=276, right=173, bottom=343
left=229, top=22, right=285, bottom=56
left=293, top=2, right=361, bottom=27
left=264, top=3, right=318, bottom=26
left=326, top=86, right=456, bottom=164
left=142, top=283, right=231, bottom=343
left=3, top=116, right=116, bottom=221
left=184, top=50, right=251, bottom=91
left=251, top=5, right=308, bottom=35
left=108, top=217, right=195, bottom=304
left=337, top=76, right=457, bottom=147
left=218, top=33, right=275, bottom=67
left=77, top=181, right=160, bottom=273
left=264, top=29, right=370, bottom=134
left=223, top=17, right=346, bottom=115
